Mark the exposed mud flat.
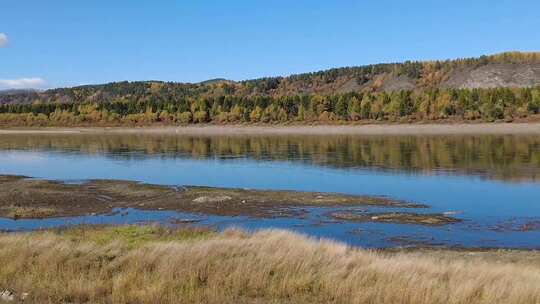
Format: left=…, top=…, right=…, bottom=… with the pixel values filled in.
left=0, top=175, right=422, bottom=219
left=329, top=211, right=461, bottom=226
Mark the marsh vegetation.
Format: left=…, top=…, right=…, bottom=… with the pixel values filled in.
left=0, top=225, right=538, bottom=303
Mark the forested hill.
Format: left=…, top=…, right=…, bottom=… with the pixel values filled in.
left=2, top=52, right=540, bottom=106
left=2, top=52, right=540, bottom=126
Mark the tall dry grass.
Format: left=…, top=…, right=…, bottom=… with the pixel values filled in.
left=0, top=226, right=539, bottom=303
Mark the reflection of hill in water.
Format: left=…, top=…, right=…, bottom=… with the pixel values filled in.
left=1, top=134, right=540, bottom=183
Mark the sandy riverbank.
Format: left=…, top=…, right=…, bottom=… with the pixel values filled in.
left=2, top=123, right=540, bottom=135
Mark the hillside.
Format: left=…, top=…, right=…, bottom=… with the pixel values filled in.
left=1, top=52, right=540, bottom=126
left=2, top=52, right=540, bottom=106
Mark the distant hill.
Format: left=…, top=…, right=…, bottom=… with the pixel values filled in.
left=198, top=78, right=235, bottom=85
left=2, top=52, right=540, bottom=105
left=0, top=89, right=40, bottom=95
left=0, top=89, right=40, bottom=104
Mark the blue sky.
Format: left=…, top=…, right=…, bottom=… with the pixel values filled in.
left=1, top=0, right=540, bottom=89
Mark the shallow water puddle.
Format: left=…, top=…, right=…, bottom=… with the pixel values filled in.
left=1, top=206, right=539, bottom=249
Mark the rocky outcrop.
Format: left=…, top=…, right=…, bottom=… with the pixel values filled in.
left=443, top=63, right=540, bottom=89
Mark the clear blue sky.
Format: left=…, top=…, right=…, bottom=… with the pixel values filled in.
left=1, top=0, right=540, bottom=89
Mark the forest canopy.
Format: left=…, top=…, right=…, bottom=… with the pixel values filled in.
left=1, top=87, right=540, bottom=126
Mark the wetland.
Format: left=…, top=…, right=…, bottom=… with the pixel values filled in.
left=1, top=130, right=540, bottom=248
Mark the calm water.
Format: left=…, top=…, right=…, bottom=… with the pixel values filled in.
left=1, top=133, right=540, bottom=248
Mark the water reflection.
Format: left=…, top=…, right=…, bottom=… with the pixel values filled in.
left=2, top=133, right=540, bottom=248
left=1, top=133, right=539, bottom=183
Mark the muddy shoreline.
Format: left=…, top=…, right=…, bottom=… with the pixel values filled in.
left=329, top=211, right=461, bottom=226
left=2, top=177, right=540, bottom=250
left=2, top=123, right=540, bottom=135
left=0, top=175, right=429, bottom=220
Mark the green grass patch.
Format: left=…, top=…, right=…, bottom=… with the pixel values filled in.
left=56, top=225, right=215, bottom=248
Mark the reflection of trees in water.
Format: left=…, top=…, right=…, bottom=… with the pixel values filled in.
left=1, top=134, right=540, bottom=182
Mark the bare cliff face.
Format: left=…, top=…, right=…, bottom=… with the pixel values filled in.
left=442, top=63, right=540, bottom=89
left=330, top=62, right=540, bottom=94
left=268, top=52, right=540, bottom=95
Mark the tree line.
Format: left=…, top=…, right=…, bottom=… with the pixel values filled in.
left=1, top=87, right=540, bottom=126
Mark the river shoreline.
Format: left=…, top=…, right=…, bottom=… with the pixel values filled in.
left=2, top=123, right=540, bottom=135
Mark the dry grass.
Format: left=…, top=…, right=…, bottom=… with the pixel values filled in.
left=0, top=226, right=539, bottom=304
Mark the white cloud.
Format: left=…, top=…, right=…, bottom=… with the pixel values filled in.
left=0, top=33, right=7, bottom=47
left=0, top=78, right=46, bottom=89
